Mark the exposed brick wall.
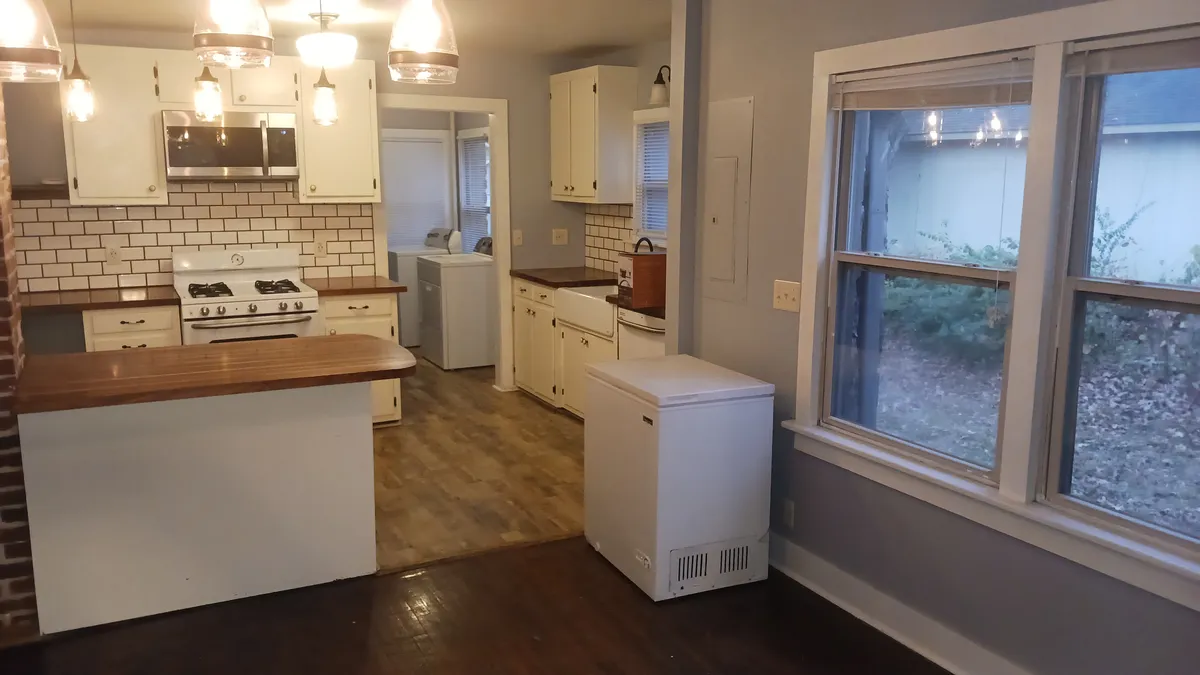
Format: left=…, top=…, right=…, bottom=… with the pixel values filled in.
left=0, top=87, right=36, bottom=643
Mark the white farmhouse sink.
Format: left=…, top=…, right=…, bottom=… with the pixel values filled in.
left=556, top=285, right=618, bottom=338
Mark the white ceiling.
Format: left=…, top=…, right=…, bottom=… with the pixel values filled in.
left=41, top=0, right=672, bottom=56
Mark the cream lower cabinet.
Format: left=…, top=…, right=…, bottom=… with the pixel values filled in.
left=557, top=324, right=617, bottom=418
left=513, top=280, right=557, bottom=404
left=321, top=294, right=402, bottom=424
left=83, top=306, right=182, bottom=352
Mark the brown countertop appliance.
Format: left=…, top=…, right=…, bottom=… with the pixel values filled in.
left=618, top=238, right=667, bottom=310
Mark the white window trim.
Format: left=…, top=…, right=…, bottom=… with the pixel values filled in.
left=457, top=126, right=489, bottom=141
left=633, top=107, right=671, bottom=245
left=793, top=0, right=1200, bottom=613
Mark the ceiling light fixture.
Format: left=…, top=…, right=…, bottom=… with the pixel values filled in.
left=194, top=66, right=224, bottom=122
left=62, top=0, right=93, bottom=122
left=387, top=0, right=458, bottom=85
left=297, top=0, right=357, bottom=69
left=0, top=0, right=61, bottom=82
left=193, top=0, right=274, bottom=69
left=649, top=65, right=670, bottom=106
left=312, top=67, right=338, bottom=126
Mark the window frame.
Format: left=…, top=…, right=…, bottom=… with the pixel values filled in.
left=791, top=0, right=1200, bottom=615
left=456, top=127, right=491, bottom=252
left=632, top=107, right=671, bottom=244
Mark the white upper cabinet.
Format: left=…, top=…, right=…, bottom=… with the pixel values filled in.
left=549, top=65, right=638, bottom=204
left=154, top=49, right=226, bottom=106
left=298, top=59, right=381, bottom=203
left=230, top=58, right=300, bottom=107
left=62, top=45, right=168, bottom=205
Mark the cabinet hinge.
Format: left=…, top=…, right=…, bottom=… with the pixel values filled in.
left=552, top=318, right=556, bottom=327
left=154, top=84, right=160, bottom=96
left=369, top=79, right=373, bottom=90
left=393, top=397, right=397, bottom=407
left=593, top=83, right=597, bottom=93
left=294, top=74, right=299, bottom=85
left=295, top=91, right=299, bottom=102
left=593, top=180, right=597, bottom=189
left=72, top=177, right=79, bottom=190
left=374, top=178, right=378, bottom=190
left=553, top=385, right=557, bottom=394
left=153, top=65, right=158, bottom=78
left=391, top=325, right=395, bottom=337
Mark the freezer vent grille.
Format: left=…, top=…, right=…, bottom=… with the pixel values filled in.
left=676, top=552, right=708, bottom=582
left=668, top=535, right=769, bottom=596
left=719, top=545, right=750, bottom=574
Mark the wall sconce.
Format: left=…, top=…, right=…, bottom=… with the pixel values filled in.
left=649, top=65, right=671, bottom=106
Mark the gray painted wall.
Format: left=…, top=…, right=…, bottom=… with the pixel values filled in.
left=379, top=108, right=452, bottom=130
left=455, top=112, right=491, bottom=131
left=554, top=40, right=673, bottom=110
left=691, top=0, right=1200, bottom=673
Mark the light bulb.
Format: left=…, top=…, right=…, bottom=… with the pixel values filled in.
left=193, top=0, right=274, bottom=68
left=0, top=0, right=38, bottom=45
left=194, top=67, right=223, bottom=122
left=391, top=0, right=442, bottom=53
left=989, top=112, right=1003, bottom=133
left=928, top=130, right=939, bottom=143
left=926, top=111, right=938, bottom=129
left=1015, top=130, right=1024, bottom=142
left=312, top=68, right=338, bottom=126
left=297, top=31, right=358, bottom=68
left=64, top=75, right=94, bottom=122
left=387, top=0, right=458, bottom=84
left=975, top=128, right=985, bottom=142
left=0, top=0, right=62, bottom=83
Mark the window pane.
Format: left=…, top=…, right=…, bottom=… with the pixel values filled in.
left=1063, top=298, right=1200, bottom=540
left=843, top=106, right=1029, bottom=268
left=1089, top=68, right=1200, bottom=287
left=831, top=265, right=1010, bottom=468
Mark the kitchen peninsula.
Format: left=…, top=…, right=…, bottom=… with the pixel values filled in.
left=15, top=335, right=416, bottom=634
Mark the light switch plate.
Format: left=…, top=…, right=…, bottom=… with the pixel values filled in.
left=552, top=229, right=569, bottom=246
left=773, top=280, right=801, bottom=312
left=513, top=230, right=524, bottom=246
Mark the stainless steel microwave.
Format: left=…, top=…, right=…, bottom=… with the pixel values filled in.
left=162, top=110, right=298, bottom=180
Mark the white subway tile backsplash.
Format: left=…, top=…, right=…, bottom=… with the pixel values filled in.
left=583, top=203, right=635, bottom=271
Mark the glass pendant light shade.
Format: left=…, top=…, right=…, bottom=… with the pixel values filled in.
left=312, top=68, right=338, bottom=126
left=193, top=0, right=274, bottom=69
left=64, top=60, right=94, bottom=122
left=0, top=0, right=61, bottom=82
left=387, top=0, right=458, bottom=85
left=194, top=67, right=224, bottom=122
left=296, top=14, right=357, bottom=69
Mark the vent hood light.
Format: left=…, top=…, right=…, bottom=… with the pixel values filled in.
left=387, top=0, right=458, bottom=85
left=0, top=0, right=61, bottom=82
left=193, top=0, right=274, bottom=69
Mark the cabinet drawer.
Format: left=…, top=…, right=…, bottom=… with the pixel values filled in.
left=87, top=306, right=180, bottom=335
left=321, top=296, right=394, bottom=319
left=91, top=330, right=179, bottom=352
left=513, top=280, right=555, bottom=307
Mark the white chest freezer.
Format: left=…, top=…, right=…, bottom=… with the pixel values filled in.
left=584, top=355, right=775, bottom=601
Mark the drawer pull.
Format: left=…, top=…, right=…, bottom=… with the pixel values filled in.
left=348, top=305, right=369, bottom=310
left=120, top=319, right=147, bottom=325
left=122, top=344, right=148, bottom=349
left=538, top=294, right=548, bottom=300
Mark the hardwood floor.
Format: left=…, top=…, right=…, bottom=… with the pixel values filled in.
left=0, top=537, right=948, bottom=674
left=374, top=357, right=585, bottom=571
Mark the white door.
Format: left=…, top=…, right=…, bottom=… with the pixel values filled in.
left=514, top=298, right=535, bottom=390
left=327, top=315, right=399, bottom=420
left=618, top=323, right=667, bottom=360
left=549, top=78, right=573, bottom=197
left=231, top=57, right=299, bottom=107
left=569, top=73, right=597, bottom=199
left=380, top=130, right=453, bottom=250
left=560, top=324, right=587, bottom=413
left=300, top=60, right=379, bottom=201
left=63, top=45, right=167, bottom=204
left=419, top=281, right=445, bottom=367
left=530, top=305, right=557, bottom=401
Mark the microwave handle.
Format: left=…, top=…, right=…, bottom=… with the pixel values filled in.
left=260, top=120, right=270, bottom=176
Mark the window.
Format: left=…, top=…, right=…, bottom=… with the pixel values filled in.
left=1049, top=52, right=1200, bottom=542
left=457, top=128, right=491, bottom=254
left=825, top=61, right=1031, bottom=475
left=633, top=108, right=670, bottom=239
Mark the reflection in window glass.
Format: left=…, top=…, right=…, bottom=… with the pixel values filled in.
left=831, top=266, right=1010, bottom=468
left=1065, top=298, right=1200, bottom=540
left=1091, top=68, right=1200, bottom=287
left=845, top=106, right=1029, bottom=268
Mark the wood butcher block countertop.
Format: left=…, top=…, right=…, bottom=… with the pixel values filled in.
left=22, top=286, right=181, bottom=314
left=15, top=335, right=418, bottom=414
left=307, top=276, right=408, bottom=296
left=510, top=267, right=618, bottom=288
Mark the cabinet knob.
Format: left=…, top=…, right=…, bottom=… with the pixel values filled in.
left=309, top=184, right=317, bottom=192
left=329, top=329, right=337, bottom=335
left=148, top=185, right=157, bottom=192
left=238, top=94, right=247, bottom=102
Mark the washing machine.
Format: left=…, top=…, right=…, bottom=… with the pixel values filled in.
left=416, top=253, right=496, bottom=370
left=387, top=229, right=461, bottom=346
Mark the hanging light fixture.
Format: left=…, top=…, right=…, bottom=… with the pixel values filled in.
left=649, top=65, right=670, bottom=106
left=0, top=0, right=61, bottom=82
left=297, top=0, right=357, bottom=69
left=193, top=0, right=274, bottom=69
left=387, top=0, right=458, bottom=85
left=62, top=0, right=93, bottom=122
left=312, top=67, right=337, bottom=126
left=193, top=66, right=224, bottom=122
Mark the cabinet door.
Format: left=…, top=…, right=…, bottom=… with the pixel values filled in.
left=514, top=299, right=535, bottom=389
left=530, top=305, right=557, bottom=401
left=559, top=325, right=587, bottom=414
left=568, top=73, right=597, bottom=199
left=419, top=281, right=444, bottom=367
left=63, top=45, right=167, bottom=204
left=549, top=78, right=573, bottom=197
left=327, top=313, right=400, bottom=421
left=299, top=60, right=380, bottom=202
left=154, top=49, right=230, bottom=106
left=231, top=58, right=299, bottom=107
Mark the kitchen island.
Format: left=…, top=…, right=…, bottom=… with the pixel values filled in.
left=15, top=335, right=416, bottom=634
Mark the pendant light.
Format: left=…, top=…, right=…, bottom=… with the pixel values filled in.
left=649, top=65, right=670, bottom=106
left=296, top=0, right=357, bottom=69
left=193, top=0, right=274, bottom=69
left=0, top=0, right=61, bottom=82
left=194, top=66, right=223, bottom=122
left=387, top=0, right=458, bottom=85
left=62, top=0, right=93, bottom=122
left=312, top=67, right=338, bottom=126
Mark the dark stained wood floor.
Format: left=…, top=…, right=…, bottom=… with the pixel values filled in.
left=0, top=537, right=948, bottom=675
left=374, top=358, right=585, bottom=571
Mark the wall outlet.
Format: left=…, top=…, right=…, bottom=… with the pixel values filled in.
left=315, top=241, right=327, bottom=256
left=782, top=498, right=795, bottom=529
left=552, top=229, right=569, bottom=246
left=773, top=280, right=801, bottom=312
left=513, top=230, right=524, bottom=246
left=105, top=246, right=123, bottom=265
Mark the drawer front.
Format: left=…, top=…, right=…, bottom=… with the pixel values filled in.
left=513, top=280, right=555, bottom=307
left=88, top=306, right=180, bottom=335
left=91, top=331, right=179, bottom=352
left=321, top=295, right=395, bottom=319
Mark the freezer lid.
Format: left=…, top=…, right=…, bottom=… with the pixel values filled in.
left=585, top=355, right=774, bottom=408
left=417, top=253, right=494, bottom=267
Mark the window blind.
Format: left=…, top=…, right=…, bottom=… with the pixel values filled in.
left=458, top=134, right=491, bottom=254
left=832, top=57, right=1033, bottom=110
left=635, top=120, right=669, bottom=235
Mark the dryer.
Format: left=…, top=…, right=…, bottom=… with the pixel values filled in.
left=416, top=253, right=496, bottom=370
left=387, top=229, right=462, bottom=346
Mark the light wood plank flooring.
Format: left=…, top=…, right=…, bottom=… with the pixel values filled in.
left=373, top=357, right=584, bottom=571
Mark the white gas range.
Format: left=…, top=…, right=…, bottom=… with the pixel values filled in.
left=173, top=250, right=324, bottom=345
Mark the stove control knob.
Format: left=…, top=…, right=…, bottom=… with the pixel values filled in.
left=217, top=306, right=227, bottom=316
left=249, top=303, right=258, bottom=313
left=200, top=307, right=210, bottom=316
left=279, top=301, right=288, bottom=311
left=294, top=301, right=304, bottom=310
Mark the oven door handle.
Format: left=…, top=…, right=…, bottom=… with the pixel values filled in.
left=191, top=315, right=314, bottom=330
left=261, top=119, right=270, bottom=176
left=618, top=318, right=667, bottom=335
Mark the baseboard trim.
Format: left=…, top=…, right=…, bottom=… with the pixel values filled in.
left=769, top=534, right=1033, bottom=675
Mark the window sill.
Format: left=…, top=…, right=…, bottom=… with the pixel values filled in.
left=782, top=420, right=1200, bottom=613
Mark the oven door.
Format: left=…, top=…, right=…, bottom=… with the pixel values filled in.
left=163, top=111, right=298, bottom=180
left=183, top=312, right=324, bottom=345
